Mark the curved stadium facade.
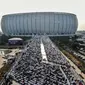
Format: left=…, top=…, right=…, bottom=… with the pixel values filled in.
left=1, top=12, right=78, bottom=36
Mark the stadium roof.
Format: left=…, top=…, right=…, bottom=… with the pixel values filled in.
left=8, top=38, right=23, bottom=41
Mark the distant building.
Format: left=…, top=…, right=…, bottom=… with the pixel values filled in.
left=8, top=38, right=23, bottom=45
left=1, top=12, right=78, bottom=36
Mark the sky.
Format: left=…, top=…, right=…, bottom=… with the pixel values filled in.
left=0, top=0, right=85, bottom=32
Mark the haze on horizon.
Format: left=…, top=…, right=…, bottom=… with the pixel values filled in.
left=0, top=0, right=85, bottom=32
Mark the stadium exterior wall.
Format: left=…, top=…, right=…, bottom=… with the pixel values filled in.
left=1, top=12, right=78, bottom=36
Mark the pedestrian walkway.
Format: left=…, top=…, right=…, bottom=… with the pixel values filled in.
left=61, top=51, right=85, bottom=83
left=41, top=41, right=48, bottom=62
left=12, top=81, right=19, bottom=85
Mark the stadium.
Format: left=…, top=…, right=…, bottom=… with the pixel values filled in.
left=0, top=12, right=85, bottom=85
left=1, top=12, right=78, bottom=36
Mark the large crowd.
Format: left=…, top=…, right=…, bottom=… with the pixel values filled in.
left=3, top=36, right=84, bottom=85
left=42, top=37, right=70, bottom=65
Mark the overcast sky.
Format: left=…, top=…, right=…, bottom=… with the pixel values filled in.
left=0, top=0, right=85, bottom=31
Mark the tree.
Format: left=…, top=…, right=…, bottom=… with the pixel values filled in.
left=0, top=34, right=9, bottom=45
